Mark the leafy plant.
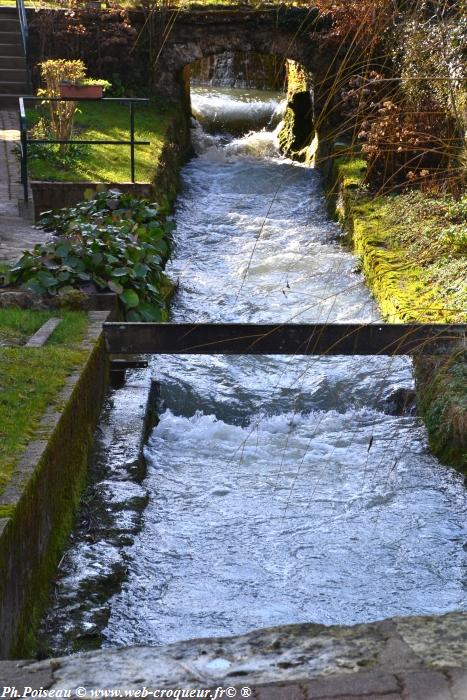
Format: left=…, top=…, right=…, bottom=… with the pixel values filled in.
left=2, top=190, right=175, bottom=322
left=38, top=59, right=87, bottom=155
left=75, top=78, right=112, bottom=91
left=107, top=73, right=125, bottom=98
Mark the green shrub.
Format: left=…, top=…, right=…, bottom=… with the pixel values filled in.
left=2, top=190, right=174, bottom=321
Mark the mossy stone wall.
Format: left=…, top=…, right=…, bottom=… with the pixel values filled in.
left=329, top=159, right=466, bottom=471
left=152, top=108, right=192, bottom=210
left=278, top=61, right=315, bottom=161
left=0, top=313, right=109, bottom=658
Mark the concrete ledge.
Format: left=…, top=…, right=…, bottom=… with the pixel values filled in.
left=30, top=182, right=155, bottom=222
left=0, top=612, right=466, bottom=697
left=0, top=312, right=110, bottom=658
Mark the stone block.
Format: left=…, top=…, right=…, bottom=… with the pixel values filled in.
left=398, top=670, right=453, bottom=700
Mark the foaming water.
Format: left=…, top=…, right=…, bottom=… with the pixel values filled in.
left=103, top=90, right=466, bottom=645
left=191, top=86, right=285, bottom=134
left=41, top=88, right=466, bottom=652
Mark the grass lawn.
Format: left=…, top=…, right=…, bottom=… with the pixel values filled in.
left=0, top=310, right=88, bottom=495
left=27, top=98, right=177, bottom=184
left=0, top=308, right=54, bottom=346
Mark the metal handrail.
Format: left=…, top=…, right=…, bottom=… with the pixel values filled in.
left=16, top=0, right=29, bottom=59
left=19, top=96, right=28, bottom=202
left=19, top=96, right=150, bottom=203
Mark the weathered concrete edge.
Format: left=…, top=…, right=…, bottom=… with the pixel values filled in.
left=0, top=612, right=466, bottom=692
left=0, top=311, right=110, bottom=659
left=326, top=161, right=466, bottom=470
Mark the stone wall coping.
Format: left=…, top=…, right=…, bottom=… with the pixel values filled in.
left=1, top=612, right=466, bottom=694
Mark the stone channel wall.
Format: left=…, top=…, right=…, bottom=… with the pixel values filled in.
left=0, top=312, right=110, bottom=659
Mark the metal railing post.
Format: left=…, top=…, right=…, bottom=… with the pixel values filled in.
left=130, top=100, right=135, bottom=183
left=16, top=0, right=29, bottom=59
left=19, top=98, right=28, bottom=203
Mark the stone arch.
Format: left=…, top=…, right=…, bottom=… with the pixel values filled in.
left=151, top=8, right=331, bottom=105
left=151, top=7, right=338, bottom=166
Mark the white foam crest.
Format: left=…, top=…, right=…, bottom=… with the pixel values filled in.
left=150, top=407, right=399, bottom=449
left=191, top=86, right=285, bottom=136
left=225, top=128, right=280, bottom=158
left=192, top=92, right=281, bottom=122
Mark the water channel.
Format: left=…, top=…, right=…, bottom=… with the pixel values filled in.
left=39, top=87, right=467, bottom=655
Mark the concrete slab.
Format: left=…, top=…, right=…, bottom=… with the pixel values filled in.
left=2, top=613, right=465, bottom=698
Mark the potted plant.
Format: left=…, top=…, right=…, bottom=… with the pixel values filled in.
left=59, top=78, right=111, bottom=99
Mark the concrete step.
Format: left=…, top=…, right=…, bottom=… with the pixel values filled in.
left=0, top=67, right=27, bottom=81
left=0, top=19, right=20, bottom=32
left=0, top=92, right=32, bottom=108
left=0, top=31, right=22, bottom=45
left=0, top=56, right=26, bottom=69
left=0, top=43, right=23, bottom=56
left=0, top=80, right=28, bottom=92
left=0, top=6, right=19, bottom=16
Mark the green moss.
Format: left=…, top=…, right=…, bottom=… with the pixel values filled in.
left=337, top=157, right=367, bottom=188
left=278, top=61, right=315, bottom=161
left=332, top=156, right=466, bottom=469
left=414, top=354, right=466, bottom=470
left=334, top=160, right=465, bottom=324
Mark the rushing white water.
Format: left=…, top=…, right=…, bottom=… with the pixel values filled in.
left=191, top=86, right=286, bottom=134
left=102, top=88, right=467, bottom=646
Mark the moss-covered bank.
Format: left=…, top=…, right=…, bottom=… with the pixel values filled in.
left=329, top=157, right=466, bottom=470
left=0, top=313, right=109, bottom=658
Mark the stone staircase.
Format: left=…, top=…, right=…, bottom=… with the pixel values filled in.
left=0, top=5, right=29, bottom=108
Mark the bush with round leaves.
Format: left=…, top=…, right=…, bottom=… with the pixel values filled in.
left=2, top=189, right=175, bottom=321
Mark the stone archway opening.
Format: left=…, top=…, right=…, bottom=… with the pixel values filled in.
left=184, top=50, right=288, bottom=136
left=190, top=50, right=286, bottom=91
left=182, top=51, right=316, bottom=156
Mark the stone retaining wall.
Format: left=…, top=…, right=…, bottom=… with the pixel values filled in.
left=30, top=183, right=154, bottom=222
left=0, top=312, right=110, bottom=658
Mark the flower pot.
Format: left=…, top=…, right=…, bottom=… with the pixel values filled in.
left=59, top=84, right=103, bottom=99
